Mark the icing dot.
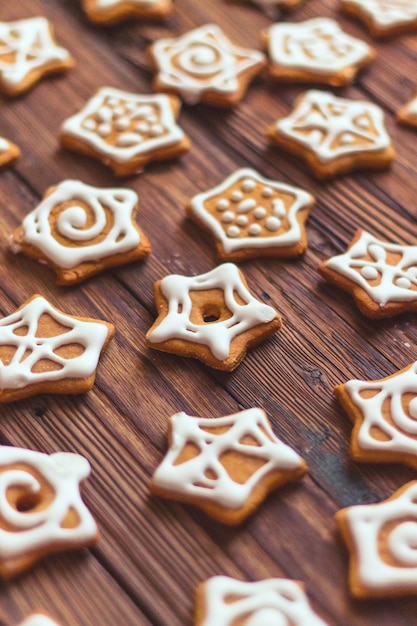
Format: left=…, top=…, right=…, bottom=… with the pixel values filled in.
left=107, top=97, right=120, bottom=107
left=146, top=114, right=159, bottom=123
left=113, top=106, right=125, bottom=117
left=332, top=105, right=344, bottom=115
left=221, top=211, right=234, bottom=223
left=265, top=216, right=281, bottom=231
left=254, top=207, right=267, bottom=219
left=136, top=122, right=150, bottom=133
left=135, top=105, right=153, bottom=117
left=149, top=124, right=164, bottom=136
left=125, top=102, right=138, bottom=112
left=216, top=199, right=229, bottom=211
left=249, top=224, right=262, bottom=236
left=231, top=190, right=243, bottom=202
left=241, top=178, right=256, bottom=192
left=227, top=225, right=240, bottom=238
left=360, top=265, right=379, bottom=280
left=356, top=115, right=370, bottom=128
left=396, top=277, right=412, bottom=289
left=236, top=215, right=248, bottom=226
left=409, top=398, right=417, bottom=419
left=98, top=123, right=112, bottom=137
left=96, top=106, right=113, bottom=123
left=272, top=199, right=286, bottom=217
left=115, top=118, right=130, bottom=131
left=238, top=198, right=257, bottom=213
left=262, top=186, right=273, bottom=198
left=341, top=132, right=355, bottom=145
left=83, top=119, right=96, bottom=131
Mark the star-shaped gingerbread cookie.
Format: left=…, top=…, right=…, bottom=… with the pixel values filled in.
left=59, top=88, right=190, bottom=176
left=263, top=18, right=374, bottom=86
left=336, top=481, right=417, bottom=597
left=0, top=294, right=114, bottom=402
left=187, top=168, right=315, bottom=261
left=0, top=446, right=98, bottom=578
left=149, top=24, right=266, bottom=106
left=11, top=180, right=151, bottom=285
left=0, top=136, right=19, bottom=169
left=268, top=90, right=394, bottom=179
left=195, top=576, right=329, bottom=625
left=146, top=263, right=281, bottom=370
left=318, top=229, right=417, bottom=318
left=150, top=408, right=307, bottom=524
left=82, top=0, right=172, bottom=24
left=0, top=17, right=73, bottom=96
left=397, top=94, right=417, bottom=128
left=341, top=0, right=417, bottom=37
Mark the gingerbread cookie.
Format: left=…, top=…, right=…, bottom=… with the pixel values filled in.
left=0, top=136, right=20, bottom=169
left=341, top=0, right=417, bottom=37
left=318, top=229, right=417, bottom=318
left=0, top=446, right=98, bottom=578
left=82, top=0, right=172, bottom=24
left=0, top=17, right=73, bottom=96
left=187, top=168, right=314, bottom=261
left=195, top=576, right=329, bottom=625
left=151, top=408, right=307, bottom=524
left=268, top=90, right=394, bottom=179
left=146, top=263, right=281, bottom=371
left=397, top=94, right=417, bottom=127
left=11, top=180, right=150, bottom=285
left=59, top=88, right=190, bottom=176
left=263, top=18, right=374, bottom=86
left=18, top=615, right=62, bottom=626
left=0, top=294, right=114, bottom=402
left=336, top=481, right=417, bottom=597
left=335, top=361, right=417, bottom=468
left=149, top=24, right=266, bottom=106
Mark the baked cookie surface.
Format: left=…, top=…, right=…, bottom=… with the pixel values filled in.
left=11, top=179, right=150, bottom=285
left=0, top=136, right=20, bottom=168
left=150, top=408, right=307, bottom=524
left=187, top=168, right=314, bottom=260
left=59, top=88, right=189, bottom=176
left=146, top=263, right=281, bottom=370
left=82, top=0, right=172, bottom=24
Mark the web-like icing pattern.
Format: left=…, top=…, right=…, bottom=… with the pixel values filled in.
left=343, top=0, right=417, bottom=28
left=147, top=263, right=278, bottom=361
left=18, top=180, right=141, bottom=269
left=18, top=615, right=61, bottom=626
left=0, top=295, right=110, bottom=390
left=342, top=482, right=417, bottom=593
left=0, top=447, right=97, bottom=568
left=324, top=230, right=417, bottom=307
left=189, top=168, right=313, bottom=254
left=152, top=24, right=265, bottom=104
left=198, top=576, right=329, bottom=625
left=0, top=17, right=71, bottom=90
left=344, top=362, right=417, bottom=460
left=267, top=18, right=371, bottom=74
left=61, top=88, right=185, bottom=163
left=276, top=90, right=390, bottom=163
left=152, top=409, right=304, bottom=508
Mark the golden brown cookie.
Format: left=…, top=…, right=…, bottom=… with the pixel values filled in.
left=397, top=94, right=417, bottom=127
left=336, top=481, right=417, bottom=597
left=0, top=446, right=98, bottom=578
left=263, top=18, right=374, bottom=86
left=148, top=24, right=266, bottom=106
left=0, top=136, right=20, bottom=168
left=341, top=0, right=417, bottom=37
left=82, top=0, right=172, bottom=24
left=268, top=90, right=394, bottom=179
left=11, top=180, right=151, bottom=285
left=195, top=576, right=329, bottom=625
left=146, top=263, right=281, bottom=371
left=59, top=87, right=190, bottom=176
left=0, top=294, right=114, bottom=402
left=0, top=17, right=73, bottom=96
left=150, top=408, right=307, bottom=524
left=318, top=229, right=417, bottom=318
left=187, top=168, right=314, bottom=261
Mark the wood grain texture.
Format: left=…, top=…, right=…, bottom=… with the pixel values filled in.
left=0, top=0, right=417, bottom=624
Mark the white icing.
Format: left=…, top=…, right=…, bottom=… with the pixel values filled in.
left=189, top=168, right=313, bottom=254
left=0, top=17, right=71, bottom=89
left=0, top=446, right=97, bottom=563
left=147, top=263, right=277, bottom=361
left=18, top=615, right=61, bottom=626
left=266, top=18, right=371, bottom=75
left=0, top=137, right=10, bottom=153
left=276, top=90, right=391, bottom=164
left=344, top=361, right=417, bottom=457
left=152, top=409, right=304, bottom=508
left=325, top=230, right=417, bottom=306
left=18, top=180, right=141, bottom=269
left=93, top=0, right=160, bottom=6
left=0, top=295, right=110, bottom=389
left=151, top=24, right=265, bottom=104
left=343, top=482, right=417, bottom=591
left=61, top=87, right=185, bottom=164
left=341, top=0, right=417, bottom=28
left=198, top=576, right=329, bottom=625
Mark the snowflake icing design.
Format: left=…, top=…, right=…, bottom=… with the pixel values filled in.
left=198, top=576, right=329, bottom=626
left=277, top=90, right=390, bottom=163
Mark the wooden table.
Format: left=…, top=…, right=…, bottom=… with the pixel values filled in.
left=1, top=0, right=417, bottom=624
